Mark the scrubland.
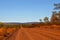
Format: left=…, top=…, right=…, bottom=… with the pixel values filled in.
left=0, top=23, right=60, bottom=40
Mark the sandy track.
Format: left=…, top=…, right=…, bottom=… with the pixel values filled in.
left=7, top=28, right=60, bottom=40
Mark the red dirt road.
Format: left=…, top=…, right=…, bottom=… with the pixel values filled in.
left=7, top=28, right=60, bottom=40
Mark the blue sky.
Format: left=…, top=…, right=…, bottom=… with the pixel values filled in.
left=0, top=0, right=60, bottom=23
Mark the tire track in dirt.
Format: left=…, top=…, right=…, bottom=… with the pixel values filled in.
left=37, top=28, right=60, bottom=39
left=34, top=28, right=60, bottom=40
left=28, top=28, right=60, bottom=37
left=6, top=28, right=60, bottom=40
left=32, top=28, right=60, bottom=37
left=24, top=29, right=52, bottom=40
left=6, top=29, right=20, bottom=40
left=24, top=28, right=60, bottom=40
left=39, top=29, right=60, bottom=37
left=34, top=30, right=60, bottom=40
left=23, top=28, right=53, bottom=40
left=15, top=28, right=33, bottom=40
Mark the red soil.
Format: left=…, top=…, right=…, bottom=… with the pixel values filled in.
left=7, top=27, right=60, bottom=40
left=0, top=28, right=17, bottom=40
left=0, top=28, right=6, bottom=36
left=7, top=28, right=17, bottom=35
